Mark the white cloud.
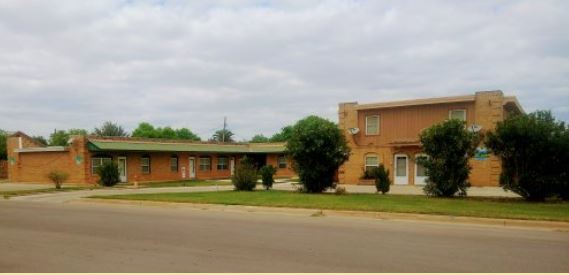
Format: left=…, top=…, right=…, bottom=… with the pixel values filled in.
left=0, top=0, right=568, bottom=140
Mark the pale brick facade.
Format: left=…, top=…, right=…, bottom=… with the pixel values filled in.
left=338, top=90, right=524, bottom=186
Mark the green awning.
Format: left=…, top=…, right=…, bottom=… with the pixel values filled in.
left=88, top=140, right=286, bottom=154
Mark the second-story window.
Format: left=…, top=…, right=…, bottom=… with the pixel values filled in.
left=366, top=115, right=380, bottom=135
left=449, top=109, right=467, bottom=121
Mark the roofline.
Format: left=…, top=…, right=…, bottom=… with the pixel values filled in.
left=15, top=146, right=68, bottom=153
left=87, top=136, right=286, bottom=146
left=503, top=96, right=525, bottom=114
left=355, top=95, right=476, bottom=111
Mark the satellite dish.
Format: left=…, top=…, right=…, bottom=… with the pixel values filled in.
left=468, top=124, right=482, bottom=133
left=348, top=127, right=360, bottom=135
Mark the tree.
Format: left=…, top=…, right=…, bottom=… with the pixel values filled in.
left=486, top=111, right=569, bottom=201
left=270, top=126, right=293, bottom=142
left=175, top=128, right=201, bottom=141
left=232, top=157, right=257, bottom=191
left=47, top=170, right=68, bottom=189
left=419, top=119, right=480, bottom=197
left=68, top=129, right=88, bottom=136
left=211, top=129, right=235, bottom=143
left=132, top=123, right=201, bottom=141
left=49, top=130, right=70, bottom=146
left=32, top=136, right=48, bottom=146
left=250, top=134, right=270, bottom=143
left=0, top=129, right=7, bottom=160
left=93, top=121, right=128, bottom=137
left=286, top=116, right=350, bottom=193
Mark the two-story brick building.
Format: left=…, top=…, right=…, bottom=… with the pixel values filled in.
left=338, top=90, right=524, bottom=186
left=6, top=133, right=295, bottom=184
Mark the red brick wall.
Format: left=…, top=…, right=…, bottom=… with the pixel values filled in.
left=0, top=160, right=7, bottom=179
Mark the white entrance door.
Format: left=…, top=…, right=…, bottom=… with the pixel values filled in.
left=118, top=157, right=127, bottom=183
left=414, top=154, right=427, bottom=185
left=230, top=158, right=235, bottom=176
left=189, top=157, right=196, bottom=179
left=394, top=154, right=409, bottom=185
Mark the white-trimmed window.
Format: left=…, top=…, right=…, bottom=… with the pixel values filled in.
left=366, top=115, right=380, bottom=135
left=200, top=157, right=211, bottom=171
left=141, top=156, right=151, bottom=174
left=365, top=154, right=379, bottom=173
left=170, top=155, right=178, bottom=172
left=449, top=109, right=467, bottom=121
left=217, top=157, right=228, bottom=170
left=277, top=155, right=287, bottom=169
left=91, top=157, right=112, bottom=174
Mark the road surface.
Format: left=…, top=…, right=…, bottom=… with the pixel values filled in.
left=0, top=200, right=567, bottom=272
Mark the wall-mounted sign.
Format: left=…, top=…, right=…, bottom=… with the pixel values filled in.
left=75, top=156, right=83, bottom=165
left=474, top=147, right=489, bottom=160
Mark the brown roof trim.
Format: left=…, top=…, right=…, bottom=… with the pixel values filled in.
left=355, top=95, right=475, bottom=111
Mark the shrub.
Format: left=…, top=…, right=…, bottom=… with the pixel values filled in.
left=420, top=119, right=480, bottom=197
left=360, top=169, right=375, bottom=180
left=96, top=161, right=120, bottom=187
left=259, top=165, right=277, bottom=190
left=370, top=165, right=391, bottom=194
left=47, top=170, right=69, bottom=189
left=335, top=186, right=347, bottom=195
left=232, top=157, right=257, bottom=191
left=486, top=111, right=569, bottom=201
left=286, top=115, right=350, bottom=193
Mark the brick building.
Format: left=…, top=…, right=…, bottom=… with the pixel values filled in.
left=7, top=133, right=295, bottom=184
left=338, top=90, right=524, bottom=186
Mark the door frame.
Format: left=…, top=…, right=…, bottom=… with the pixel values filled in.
left=230, top=157, right=235, bottom=176
left=394, top=154, right=409, bottom=185
left=189, top=157, right=196, bottom=179
left=117, top=156, right=127, bottom=183
left=414, top=154, right=427, bottom=186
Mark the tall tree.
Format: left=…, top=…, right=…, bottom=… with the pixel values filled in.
left=0, top=129, right=7, bottom=160
left=175, top=128, right=201, bottom=141
left=250, top=134, right=269, bottom=143
left=131, top=122, right=158, bottom=138
left=286, top=116, right=350, bottom=193
left=93, top=121, right=128, bottom=137
left=132, top=122, right=201, bottom=141
left=68, top=129, right=88, bottom=136
left=211, top=129, right=235, bottom=143
left=270, top=126, right=293, bottom=142
left=49, top=130, right=70, bottom=146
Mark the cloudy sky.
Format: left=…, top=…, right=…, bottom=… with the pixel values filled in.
left=1, top=0, right=568, bottom=141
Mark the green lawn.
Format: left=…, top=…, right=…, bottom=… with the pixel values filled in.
left=125, top=180, right=232, bottom=188
left=92, top=190, right=569, bottom=222
left=1, top=187, right=87, bottom=198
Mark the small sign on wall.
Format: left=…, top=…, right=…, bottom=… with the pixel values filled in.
left=75, top=156, right=83, bottom=165
left=474, top=147, right=489, bottom=160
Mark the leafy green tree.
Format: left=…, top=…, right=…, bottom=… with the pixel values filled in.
left=486, top=111, right=569, bottom=201
left=419, top=119, right=480, bottom=197
left=270, top=126, right=293, bottom=142
left=32, top=136, right=48, bottom=146
left=175, top=128, right=201, bottom=141
left=211, top=129, right=235, bottom=143
left=0, top=129, right=7, bottom=160
left=93, top=121, right=128, bottom=137
left=250, top=134, right=270, bottom=143
left=132, top=123, right=201, bottom=141
left=286, top=116, right=350, bottom=193
left=49, top=130, right=70, bottom=146
left=132, top=122, right=158, bottom=138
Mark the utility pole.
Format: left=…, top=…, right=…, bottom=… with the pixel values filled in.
left=222, top=116, right=227, bottom=143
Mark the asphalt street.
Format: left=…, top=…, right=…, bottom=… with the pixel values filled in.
left=0, top=200, right=567, bottom=272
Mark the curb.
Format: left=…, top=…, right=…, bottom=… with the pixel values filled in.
left=79, top=198, right=569, bottom=231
